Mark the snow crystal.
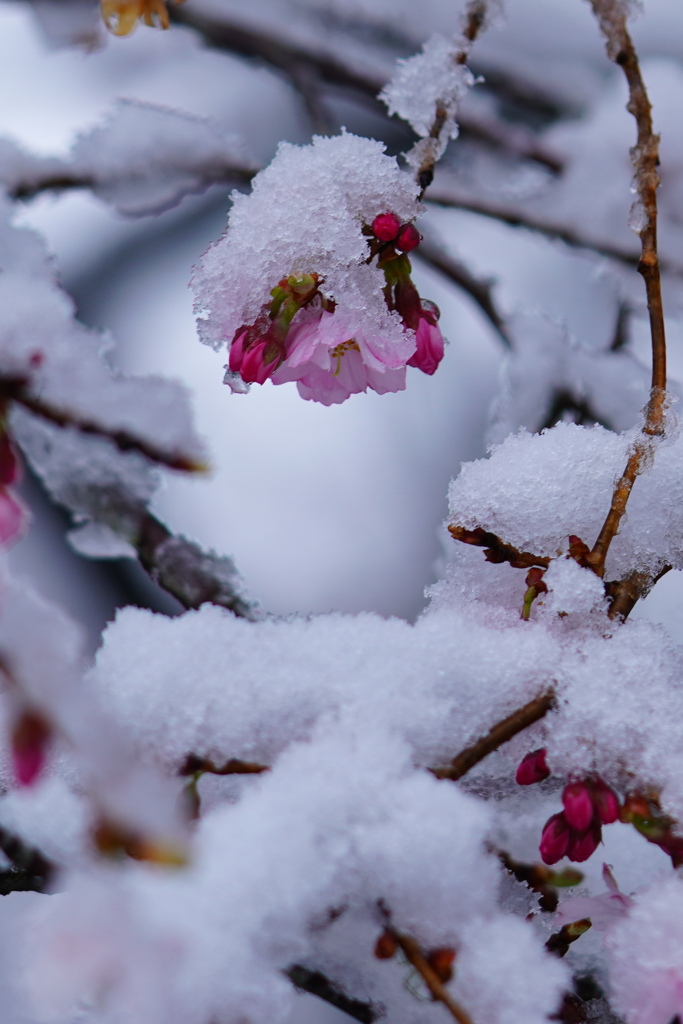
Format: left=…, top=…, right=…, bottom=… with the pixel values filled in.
left=381, top=34, right=474, bottom=140
left=449, top=420, right=683, bottom=581
left=192, top=132, right=420, bottom=354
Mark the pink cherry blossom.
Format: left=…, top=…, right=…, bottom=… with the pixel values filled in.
left=540, top=812, right=571, bottom=865
left=563, top=781, right=595, bottom=831
left=271, top=310, right=412, bottom=406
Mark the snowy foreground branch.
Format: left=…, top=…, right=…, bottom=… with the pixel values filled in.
left=1, top=2, right=683, bottom=1024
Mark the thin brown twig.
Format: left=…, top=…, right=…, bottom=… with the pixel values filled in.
left=286, top=965, right=382, bottom=1023
left=179, top=754, right=269, bottom=776
left=417, top=236, right=513, bottom=348
left=0, top=375, right=206, bottom=473
left=386, top=928, right=473, bottom=1024
left=426, top=186, right=649, bottom=269
left=430, top=690, right=556, bottom=781
left=448, top=525, right=550, bottom=570
left=584, top=2, right=667, bottom=585
left=417, top=0, right=490, bottom=194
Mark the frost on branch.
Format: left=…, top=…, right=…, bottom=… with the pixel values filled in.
left=380, top=34, right=475, bottom=171
left=192, top=133, right=446, bottom=404
left=71, top=100, right=256, bottom=216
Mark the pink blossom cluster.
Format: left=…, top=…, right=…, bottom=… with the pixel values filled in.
left=227, top=212, right=445, bottom=406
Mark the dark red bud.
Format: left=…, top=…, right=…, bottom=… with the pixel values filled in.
left=12, top=709, right=51, bottom=787
left=567, top=824, right=601, bottom=863
left=562, top=782, right=595, bottom=831
left=516, top=748, right=550, bottom=785
left=372, top=212, right=401, bottom=241
left=540, top=813, right=571, bottom=865
left=593, top=778, right=620, bottom=824
left=426, top=948, right=456, bottom=983
left=374, top=929, right=398, bottom=960
left=395, top=223, right=421, bottom=252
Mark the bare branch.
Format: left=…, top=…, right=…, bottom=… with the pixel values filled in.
left=286, top=964, right=383, bottom=1023
left=0, top=375, right=205, bottom=474
left=179, top=754, right=268, bottom=776
left=431, top=690, right=556, bottom=781
left=448, top=524, right=550, bottom=569
left=416, top=0, right=490, bottom=194
left=584, top=3, right=667, bottom=585
left=383, top=926, right=473, bottom=1024
left=417, top=236, right=513, bottom=349
left=426, top=185, right=648, bottom=268
left=135, top=510, right=259, bottom=619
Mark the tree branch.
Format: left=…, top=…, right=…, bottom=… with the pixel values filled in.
left=179, top=754, right=268, bottom=776
left=584, top=2, right=667, bottom=586
left=384, top=927, right=473, bottom=1024
left=0, top=375, right=206, bottom=473
left=430, top=690, right=556, bottom=781
left=417, top=236, right=513, bottom=349
left=448, top=525, right=550, bottom=570
left=286, top=964, right=383, bottom=1023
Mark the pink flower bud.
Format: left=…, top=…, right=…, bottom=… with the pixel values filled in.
left=228, top=327, right=250, bottom=374
left=516, top=748, right=550, bottom=785
left=593, top=778, right=620, bottom=824
left=540, top=813, right=571, bottom=865
left=567, top=824, right=602, bottom=863
left=239, top=341, right=280, bottom=384
left=395, top=223, right=421, bottom=252
left=563, top=782, right=595, bottom=831
left=12, top=709, right=50, bottom=787
left=407, top=315, right=444, bottom=375
left=372, top=212, right=401, bottom=241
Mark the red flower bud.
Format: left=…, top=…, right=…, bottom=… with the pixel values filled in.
left=567, top=824, right=601, bottom=863
left=540, top=813, right=571, bottom=865
left=516, top=748, right=550, bottom=785
left=395, top=223, right=421, bottom=252
left=427, top=948, right=456, bottom=983
left=0, top=433, right=20, bottom=487
left=593, top=778, right=620, bottom=824
left=12, top=709, right=50, bottom=787
left=374, top=929, right=398, bottom=960
left=371, top=212, right=401, bottom=241
left=562, top=782, right=595, bottom=831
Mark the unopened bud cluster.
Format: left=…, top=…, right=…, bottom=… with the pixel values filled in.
left=540, top=777, right=620, bottom=865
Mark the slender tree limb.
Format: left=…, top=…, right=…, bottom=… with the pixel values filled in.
left=286, top=964, right=383, bottom=1023
left=431, top=690, right=556, bottom=781
left=179, top=754, right=268, bottom=776
left=168, top=5, right=565, bottom=172
left=0, top=375, right=206, bottom=474
left=417, top=236, right=513, bottom=349
left=416, top=0, right=490, bottom=194
left=384, top=927, right=473, bottom=1024
left=0, top=824, right=54, bottom=895
left=135, top=510, right=259, bottom=619
left=426, top=186, right=646, bottom=268
left=448, top=525, right=550, bottom=570
left=584, top=3, right=667, bottom=586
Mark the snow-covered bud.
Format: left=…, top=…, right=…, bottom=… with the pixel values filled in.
left=562, top=782, right=595, bottom=831
left=372, top=212, right=401, bottom=241
left=540, top=813, right=571, bottom=865
left=567, top=824, right=602, bottom=864
left=593, top=778, right=620, bottom=824
left=12, top=708, right=51, bottom=787
left=427, top=948, right=456, bottom=983
left=395, top=223, right=421, bottom=252
left=516, top=748, right=550, bottom=785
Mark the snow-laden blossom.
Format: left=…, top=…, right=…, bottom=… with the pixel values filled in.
left=193, top=134, right=446, bottom=404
